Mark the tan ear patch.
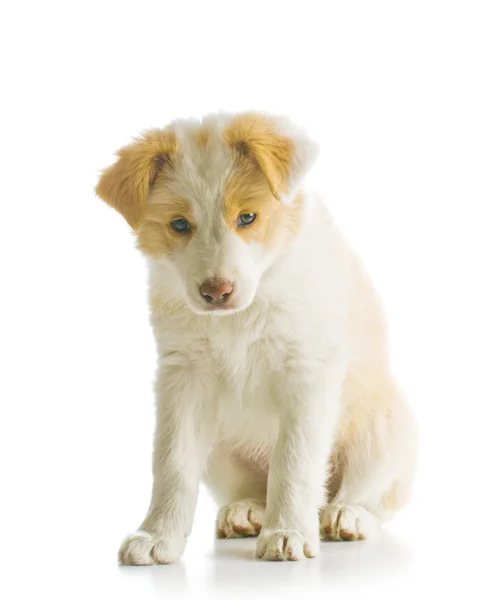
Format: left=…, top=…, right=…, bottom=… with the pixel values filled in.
left=224, top=157, right=304, bottom=249
left=224, top=113, right=295, bottom=200
left=95, top=129, right=178, bottom=228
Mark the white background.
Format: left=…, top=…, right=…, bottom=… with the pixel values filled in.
left=1, top=1, right=492, bottom=598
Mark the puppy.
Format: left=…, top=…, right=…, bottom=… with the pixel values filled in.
left=96, top=112, right=418, bottom=564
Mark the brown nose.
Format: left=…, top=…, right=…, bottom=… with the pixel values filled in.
left=199, top=278, right=234, bottom=306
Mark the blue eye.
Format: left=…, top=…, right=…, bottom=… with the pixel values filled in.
left=238, top=213, right=257, bottom=227
left=171, top=218, right=191, bottom=233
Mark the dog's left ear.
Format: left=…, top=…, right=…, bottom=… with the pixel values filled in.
left=95, top=129, right=178, bottom=229
left=225, top=113, right=319, bottom=204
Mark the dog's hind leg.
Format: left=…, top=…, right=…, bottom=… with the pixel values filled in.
left=320, top=378, right=418, bottom=541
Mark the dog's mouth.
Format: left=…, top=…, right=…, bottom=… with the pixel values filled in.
left=188, top=301, right=246, bottom=316
left=205, top=305, right=240, bottom=315
left=185, top=292, right=253, bottom=316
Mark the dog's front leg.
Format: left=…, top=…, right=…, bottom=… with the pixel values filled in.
left=119, top=359, right=217, bottom=565
left=256, top=353, right=347, bottom=561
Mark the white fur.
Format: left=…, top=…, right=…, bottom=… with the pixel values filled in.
left=115, top=113, right=418, bottom=564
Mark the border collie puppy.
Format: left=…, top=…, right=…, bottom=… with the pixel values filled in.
left=96, top=112, right=418, bottom=563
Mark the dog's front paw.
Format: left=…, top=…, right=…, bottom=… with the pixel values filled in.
left=118, top=530, right=186, bottom=565
left=255, top=529, right=318, bottom=561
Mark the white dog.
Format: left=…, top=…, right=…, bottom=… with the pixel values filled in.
left=96, top=112, right=418, bottom=563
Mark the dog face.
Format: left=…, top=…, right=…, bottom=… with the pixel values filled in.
left=96, top=113, right=318, bottom=315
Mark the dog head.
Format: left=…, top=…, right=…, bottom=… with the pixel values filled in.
left=96, top=112, right=318, bottom=315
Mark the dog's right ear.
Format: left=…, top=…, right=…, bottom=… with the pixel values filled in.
left=95, top=129, right=178, bottom=229
left=224, top=112, right=319, bottom=206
